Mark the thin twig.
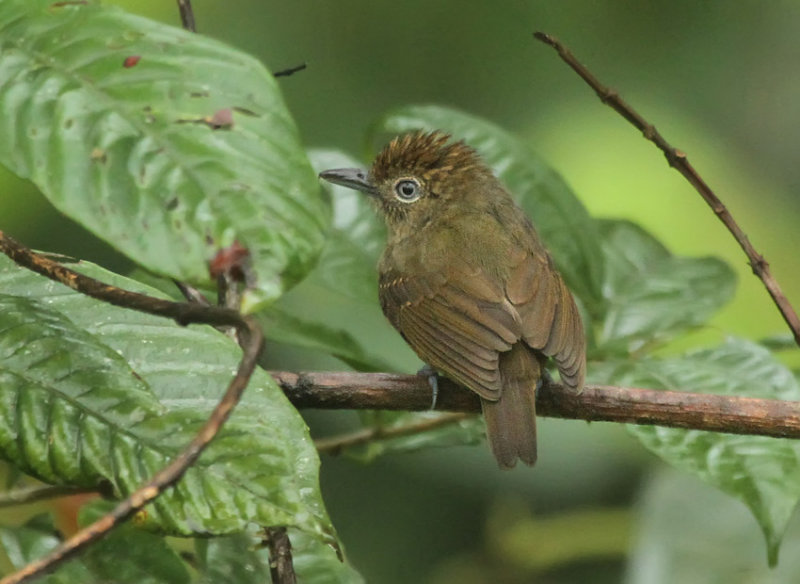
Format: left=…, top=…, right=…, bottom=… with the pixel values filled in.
left=273, top=371, right=800, bottom=439
left=0, top=485, right=97, bottom=509
left=533, top=31, right=800, bottom=348
left=264, top=527, right=297, bottom=584
left=0, top=231, right=243, bottom=330
left=0, top=232, right=263, bottom=584
left=273, top=63, right=307, bottom=78
left=176, top=0, right=196, bottom=33
left=315, top=412, right=472, bottom=455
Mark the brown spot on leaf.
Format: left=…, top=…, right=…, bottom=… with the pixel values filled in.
left=90, top=148, right=107, bottom=163
left=207, top=108, right=233, bottom=129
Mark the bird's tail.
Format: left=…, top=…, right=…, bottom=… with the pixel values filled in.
left=481, top=344, right=540, bottom=469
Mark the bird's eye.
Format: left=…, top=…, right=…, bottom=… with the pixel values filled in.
left=393, top=178, right=422, bottom=203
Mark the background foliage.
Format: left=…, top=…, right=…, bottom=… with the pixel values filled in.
left=1, top=1, right=799, bottom=583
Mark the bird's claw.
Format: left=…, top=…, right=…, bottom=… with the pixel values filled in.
left=417, top=364, right=439, bottom=410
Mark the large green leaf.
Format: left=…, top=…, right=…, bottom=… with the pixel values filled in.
left=262, top=148, right=408, bottom=374
left=371, top=105, right=605, bottom=316
left=601, top=338, right=800, bottom=564
left=627, top=470, right=800, bottom=584
left=599, top=220, right=736, bottom=353
left=0, top=0, right=329, bottom=307
left=0, top=515, right=93, bottom=583
left=79, top=501, right=191, bottom=584
left=259, top=307, right=394, bottom=372
left=308, top=148, right=385, bottom=302
left=247, top=149, right=394, bottom=373
left=0, top=254, right=334, bottom=544
left=0, top=507, right=190, bottom=584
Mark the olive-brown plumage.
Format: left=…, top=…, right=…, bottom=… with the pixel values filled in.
left=320, top=131, right=585, bottom=468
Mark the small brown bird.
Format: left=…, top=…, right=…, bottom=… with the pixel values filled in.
left=320, top=131, right=585, bottom=468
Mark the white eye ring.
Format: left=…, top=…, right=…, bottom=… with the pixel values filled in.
left=393, top=178, right=422, bottom=203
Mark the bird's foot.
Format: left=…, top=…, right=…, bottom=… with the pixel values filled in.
left=416, top=364, right=439, bottom=410
left=539, top=369, right=555, bottom=392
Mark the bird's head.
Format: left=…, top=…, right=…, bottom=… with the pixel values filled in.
left=320, top=131, right=494, bottom=233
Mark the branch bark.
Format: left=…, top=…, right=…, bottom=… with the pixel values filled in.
left=273, top=371, right=800, bottom=439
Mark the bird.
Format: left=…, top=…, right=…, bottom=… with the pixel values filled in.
left=319, top=130, right=585, bottom=468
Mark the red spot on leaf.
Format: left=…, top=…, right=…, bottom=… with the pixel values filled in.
left=123, top=55, right=141, bottom=68
left=209, top=241, right=251, bottom=281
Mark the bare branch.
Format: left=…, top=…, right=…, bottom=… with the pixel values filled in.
left=273, top=371, right=800, bottom=439
left=533, top=31, right=800, bottom=348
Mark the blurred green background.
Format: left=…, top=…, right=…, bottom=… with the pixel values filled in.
left=2, top=2, right=799, bottom=582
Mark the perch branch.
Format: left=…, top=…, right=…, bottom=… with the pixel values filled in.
left=272, top=372, right=800, bottom=439
left=533, top=31, right=800, bottom=348
left=0, top=231, right=263, bottom=584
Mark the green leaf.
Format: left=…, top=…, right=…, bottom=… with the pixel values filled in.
left=0, top=514, right=92, bottom=583
left=0, top=255, right=334, bottom=545
left=79, top=500, right=191, bottom=584
left=292, top=529, right=365, bottom=584
left=195, top=532, right=272, bottom=584
left=256, top=148, right=406, bottom=373
left=259, top=307, right=394, bottom=372
left=196, top=529, right=364, bottom=584
left=628, top=469, right=800, bottom=584
left=759, top=333, right=798, bottom=353
left=598, top=220, right=736, bottom=352
left=0, top=0, right=329, bottom=307
left=308, top=148, right=385, bottom=302
left=600, top=338, right=800, bottom=564
left=371, top=104, right=605, bottom=316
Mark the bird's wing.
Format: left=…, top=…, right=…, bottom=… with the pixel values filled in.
left=505, top=247, right=585, bottom=391
left=379, top=266, right=521, bottom=400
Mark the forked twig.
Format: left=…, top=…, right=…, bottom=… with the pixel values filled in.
left=0, top=232, right=263, bottom=584
left=533, top=31, right=800, bottom=348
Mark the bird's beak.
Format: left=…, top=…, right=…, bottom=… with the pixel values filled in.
left=319, top=168, right=377, bottom=196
